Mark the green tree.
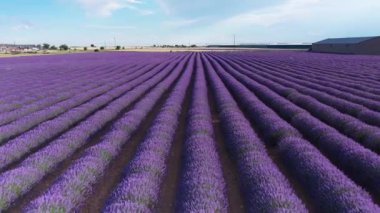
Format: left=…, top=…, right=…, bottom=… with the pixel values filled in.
left=116, top=46, right=121, bottom=50
left=84, top=47, right=88, bottom=51
left=59, top=44, right=69, bottom=51
left=50, top=45, right=58, bottom=50
left=100, top=46, right=105, bottom=50
left=43, top=43, right=50, bottom=50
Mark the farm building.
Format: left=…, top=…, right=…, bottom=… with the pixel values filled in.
left=0, top=44, right=39, bottom=53
left=312, top=36, right=380, bottom=55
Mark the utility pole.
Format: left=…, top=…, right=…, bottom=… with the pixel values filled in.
left=233, top=34, right=236, bottom=46
left=114, top=37, right=116, bottom=47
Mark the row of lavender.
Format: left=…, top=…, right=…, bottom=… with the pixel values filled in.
left=0, top=52, right=184, bottom=210
left=0, top=52, right=178, bottom=114
left=210, top=53, right=380, bottom=151
left=208, top=51, right=380, bottom=209
left=26, top=53, right=191, bottom=211
left=0, top=52, right=179, bottom=108
left=0, top=53, right=182, bottom=147
left=204, top=53, right=379, bottom=212
left=0, top=51, right=379, bottom=212
left=0, top=64, right=128, bottom=113
left=33, top=51, right=380, bottom=212
left=246, top=51, right=380, bottom=83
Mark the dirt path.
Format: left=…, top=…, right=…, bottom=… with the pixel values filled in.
left=155, top=71, right=194, bottom=213
left=205, top=67, right=246, bottom=213
left=266, top=147, right=316, bottom=212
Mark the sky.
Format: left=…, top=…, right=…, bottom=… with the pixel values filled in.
left=0, top=0, right=380, bottom=46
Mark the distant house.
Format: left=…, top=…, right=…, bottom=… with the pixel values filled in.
left=0, top=44, right=39, bottom=53
left=312, top=36, right=380, bottom=55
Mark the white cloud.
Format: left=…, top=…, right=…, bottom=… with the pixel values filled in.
left=163, top=18, right=201, bottom=27
left=123, top=4, right=155, bottom=15
left=219, top=0, right=380, bottom=28
left=12, top=21, right=34, bottom=31
left=73, top=0, right=144, bottom=16
left=155, top=0, right=171, bottom=14
left=219, top=0, right=320, bottom=27
left=85, top=24, right=136, bottom=29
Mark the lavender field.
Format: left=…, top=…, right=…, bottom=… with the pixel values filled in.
left=1, top=51, right=380, bottom=212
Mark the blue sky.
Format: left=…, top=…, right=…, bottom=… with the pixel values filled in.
left=1, top=0, right=380, bottom=46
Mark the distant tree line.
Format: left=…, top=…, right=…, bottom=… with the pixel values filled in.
left=153, top=44, right=197, bottom=48
left=42, top=43, right=69, bottom=51
left=41, top=43, right=126, bottom=52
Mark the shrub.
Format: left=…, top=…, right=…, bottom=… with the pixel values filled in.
left=59, top=44, right=69, bottom=51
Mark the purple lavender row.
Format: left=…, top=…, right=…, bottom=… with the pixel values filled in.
left=227, top=52, right=380, bottom=94
left=0, top=63, right=140, bottom=116
left=208, top=53, right=380, bottom=199
left=0, top=66, right=118, bottom=113
left=0, top=63, right=113, bottom=104
left=175, top=54, right=226, bottom=212
left=0, top=61, right=152, bottom=111
left=205, top=53, right=380, bottom=212
left=0, top=63, right=130, bottom=113
left=250, top=55, right=380, bottom=94
left=0, top=63, right=113, bottom=100
left=235, top=56, right=380, bottom=116
left=223, top=53, right=380, bottom=113
left=257, top=54, right=380, bottom=99
left=0, top=54, right=188, bottom=211
left=270, top=53, right=380, bottom=90
left=0, top=59, right=178, bottom=171
left=242, top=56, right=380, bottom=102
left=0, top=64, right=136, bottom=125
left=234, top=52, right=380, bottom=89
left=268, top=59, right=380, bottom=97
left=256, top=73, right=380, bottom=151
left=248, top=66, right=380, bottom=127
left=0, top=52, right=179, bottom=103
left=25, top=54, right=190, bottom=212
left=0, top=62, right=160, bottom=144
left=0, top=51, right=176, bottom=102
left=104, top=54, right=195, bottom=212
left=0, top=65, right=75, bottom=97
left=215, top=55, right=380, bottom=152
left=203, top=56, right=307, bottom=212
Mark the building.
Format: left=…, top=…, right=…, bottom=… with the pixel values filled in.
left=312, top=36, right=380, bottom=55
left=0, top=44, right=40, bottom=53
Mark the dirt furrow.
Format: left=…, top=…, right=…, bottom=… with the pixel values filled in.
left=206, top=76, right=246, bottom=212
left=155, top=68, right=194, bottom=213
